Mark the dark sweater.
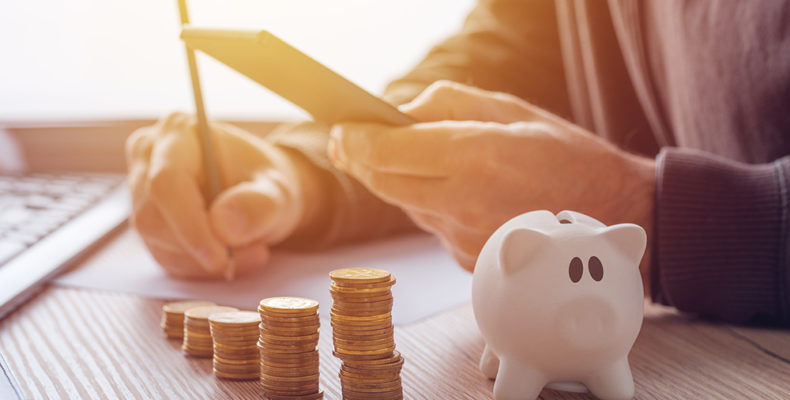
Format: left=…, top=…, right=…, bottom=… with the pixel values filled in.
left=617, top=1, right=790, bottom=325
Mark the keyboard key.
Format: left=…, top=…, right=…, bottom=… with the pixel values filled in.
left=4, top=231, right=38, bottom=246
left=0, top=240, right=25, bottom=265
left=15, top=223, right=56, bottom=238
left=0, top=206, right=33, bottom=226
left=24, top=194, right=56, bottom=209
left=76, top=182, right=113, bottom=196
left=44, top=184, right=77, bottom=196
left=42, top=199, right=86, bottom=213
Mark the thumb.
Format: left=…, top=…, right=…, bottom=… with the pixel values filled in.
left=399, top=80, right=537, bottom=123
left=209, top=173, right=302, bottom=247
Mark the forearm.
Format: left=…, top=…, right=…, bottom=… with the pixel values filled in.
left=652, top=148, right=790, bottom=325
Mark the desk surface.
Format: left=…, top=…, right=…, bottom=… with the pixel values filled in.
left=1, top=286, right=789, bottom=399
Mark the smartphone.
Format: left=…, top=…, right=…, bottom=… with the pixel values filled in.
left=181, top=27, right=416, bottom=126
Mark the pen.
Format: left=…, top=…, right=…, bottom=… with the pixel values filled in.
left=176, top=0, right=235, bottom=281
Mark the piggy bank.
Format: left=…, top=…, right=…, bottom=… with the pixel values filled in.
left=472, top=210, right=645, bottom=400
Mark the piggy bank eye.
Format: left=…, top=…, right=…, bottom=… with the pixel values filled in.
left=568, top=257, right=583, bottom=283
left=588, top=256, right=604, bottom=281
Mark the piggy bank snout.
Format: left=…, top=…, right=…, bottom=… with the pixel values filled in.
left=555, top=296, right=617, bottom=350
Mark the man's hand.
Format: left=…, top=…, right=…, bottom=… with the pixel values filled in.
left=329, top=81, right=655, bottom=276
left=126, top=113, right=311, bottom=279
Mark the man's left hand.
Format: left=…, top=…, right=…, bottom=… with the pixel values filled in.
left=329, top=81, right=655, bottom=273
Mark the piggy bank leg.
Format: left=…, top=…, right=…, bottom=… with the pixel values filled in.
left=583, top=358, right=634, bottom=400
left=479, top=344, right=500, bottom=379
left=493, top=358, right=545, bottom=400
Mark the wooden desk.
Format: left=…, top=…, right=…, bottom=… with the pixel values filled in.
left=1, top=121, right=789, bottom=398
left=1, top=285, right=788, bottom=399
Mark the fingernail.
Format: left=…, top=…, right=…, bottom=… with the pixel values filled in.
left=197, top=247, right=224, bottom=273
left=328, top=139, right=342, bottom=166
left=328, top=131, right=347, bottom=167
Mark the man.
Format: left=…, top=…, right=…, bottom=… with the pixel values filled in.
left=126, top=0, right=790, bottom=325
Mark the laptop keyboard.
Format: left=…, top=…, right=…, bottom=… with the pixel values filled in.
left=0, top=173, right=125, bottom=266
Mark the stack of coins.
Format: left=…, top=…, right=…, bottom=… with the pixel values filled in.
left=257, top=297, right=323, bottom=400
left=209, top=311, right=262, bottom=380
left=161, top=300, right=216, bottom=339
left=329, top=268, right=404, bottom=400
left=183, top=305, right=238, bottom=357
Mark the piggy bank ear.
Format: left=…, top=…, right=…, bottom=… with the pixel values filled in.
left=498, top=228, right=551, bottom=275
left=600, top=223, right=647, bottom=265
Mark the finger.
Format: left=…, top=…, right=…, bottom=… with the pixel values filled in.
left=125, top=126, right=155, bottom=164
left=126, top=127, right=155, bottom=205
left=147, top=126, right=228, bottom=274
left=333, top=157, right=450, bottom=214
left=131, top=200, right=183, bottom=252
left=209, top=171, right=300, bottom=246
left=231, top=240, right=271, bottom=276
left=399, top=80, right=540, bottom=123
left=135, top=203, right=231, bottom=279
left=146, top=244, right=225, bottom=280
left=331, top=121, right=486, bottom=177
left=409, top=210, right=487, bottom=268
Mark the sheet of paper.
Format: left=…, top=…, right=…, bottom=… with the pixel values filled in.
left=54, top=229, right=472, bottom=325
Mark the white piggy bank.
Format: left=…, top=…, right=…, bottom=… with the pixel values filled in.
left=472, top=210, right=646, bottom=400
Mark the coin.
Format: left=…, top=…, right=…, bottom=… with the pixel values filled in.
left=183, top=305, right=239, bottom=358
left=209, top=311, right=260, bottom=325
left=207, top=309, right=260, bottom=380
left=161, top=300, right=216, bottom=339
left=329, top=268, right=391, bottom=284
left=259, top=297, right=319, bottom=314
left=329, top=268, right=404, bottom=398
left=185, top=306, right=239, bottom=320
left=258, top=296, right=322, bottom=399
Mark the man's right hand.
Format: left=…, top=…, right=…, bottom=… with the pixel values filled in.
left=125, top=112, right=309, bottom=279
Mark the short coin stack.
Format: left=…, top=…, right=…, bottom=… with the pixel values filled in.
left=258, top=297, right=323, bottom=400
left=161, top=300, right=216, bottom=338
left=330, top=268, right=404, bottom=400
left=209, top=311, right=261, bottom=380
left=183, top=305, right=238, bottom=357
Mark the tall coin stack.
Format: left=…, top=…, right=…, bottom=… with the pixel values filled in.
left=183, top=305, right=238, bottom=357
left=209, top=311, right=261, bottom=380
left=161, top=300, right=215, bottom=339
left=329, top=268, right=404, bottom=400
left=257, top=297, right=323, bottom=400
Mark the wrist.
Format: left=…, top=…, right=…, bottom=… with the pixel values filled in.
left=620, top=153, right=656, bottom=296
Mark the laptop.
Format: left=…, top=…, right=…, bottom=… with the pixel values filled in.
left=0, top=172, right=129, bottom=319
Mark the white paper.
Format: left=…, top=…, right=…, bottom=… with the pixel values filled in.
left=55, top=229, right=472, bottom=325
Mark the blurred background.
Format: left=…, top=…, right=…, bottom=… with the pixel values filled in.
left=0, top=0, right=475, bottom=122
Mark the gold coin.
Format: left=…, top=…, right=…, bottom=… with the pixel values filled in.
left=341, top=386, right=403, bottom=396
left=329, top=268, right=391, bottom=284
left=340, top=378, right=402, bottom=391
left=263, top=392, right=324, bottom=400
left=334, top=344, right=396, bottom=355
left=332, top=276, right=396, bottom=289
left=261, top=366, right=319, bottom=377
left=209, top=310, right=260, bottom=326
left=259, top=297, right=319, bottom=313
left=342, top=353, right=404, bottom=368
left=213, top=370, right=260, bottom=380
left=330, top=292, right=394, bottom=303
left=333, top=337, right=395, bottom=348
left=163, top=300, right=216, bottom=314
left=261, top=384, right=320, bottom=394
left=184, top=306, right=239, bottom=320
left=329, top=284, right=392, bottom=295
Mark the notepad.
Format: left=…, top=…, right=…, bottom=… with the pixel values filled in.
left=54, top=230, right=472, bottom=325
